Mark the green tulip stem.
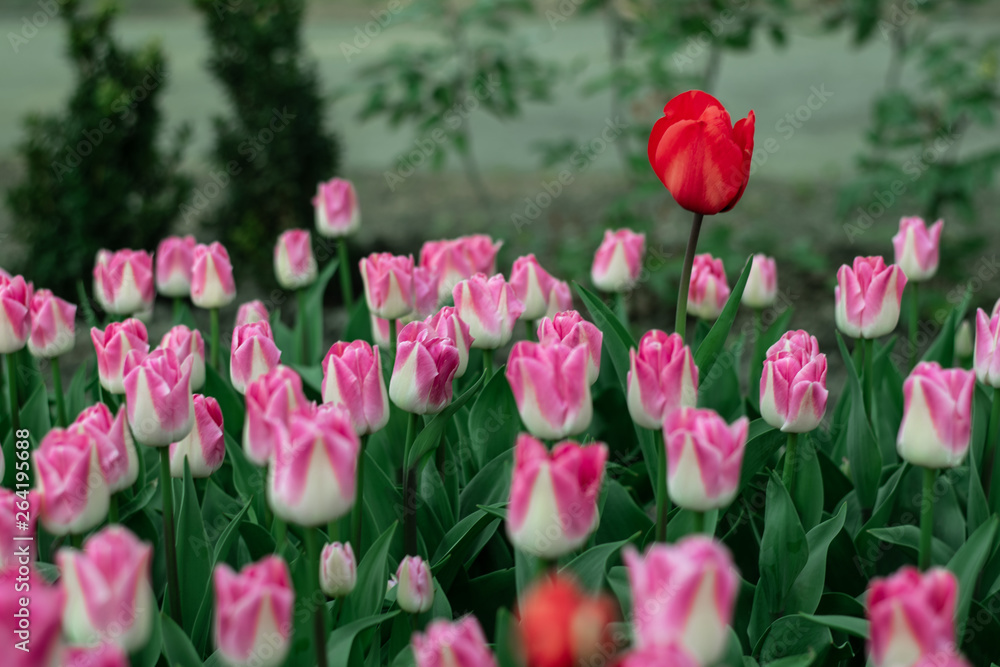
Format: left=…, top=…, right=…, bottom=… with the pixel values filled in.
left=173, top=297, right=183, bottom=323
left=390, top=319, right=398, bottom=362
left=782, top=432, right=799, bottom=498
left=305, top=527, right=329, bottom=667
left=159, top=447, right=182, bottom=626
left=919, top=467, right=935, bottom=570
left=50, top=356, right=67, bottom=427
left=483, top=348, right=494, bottom=379
left=210, top=307, right=220, bottom=371
left=338, top=238, right=353, bottom=310
left=107, top=493, right=119, bottom=524
left=654, top=429, right=670, bottom=542
left=691, top=510, right=706, bottom=535
left=675, top=212, right=704, bottom=337
left=984, top=389, right=1000, bottom=512
left=524, top=319, right=536, bottom=342
left=863, top=338, right=875, bottom=429
left=297, top=288, right=308, bottom=364
left=273, top=517, right=287, bottom=552
left=70, top=533, right=82, bottom=549
left=908, top=283, right=919, bottom=370
left=613, top=291, right=628, bottom=330
left=402, top=411, right=421, bottom=556
left=351, top=434, right=367, bottom=556
left=6, top=353, right=19, bottom=436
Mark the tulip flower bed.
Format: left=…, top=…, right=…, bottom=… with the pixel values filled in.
left=3, top=90, right=999, bottom=667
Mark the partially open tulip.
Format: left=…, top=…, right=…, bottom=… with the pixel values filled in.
left=274, top=229, right=318, bottom=290
left=314, top=177, right=361, bottom=237
left=170, top=394, right=225, bottom=478
left=244, top=365, right=308, bottom=466
left=63, top=643, right=130, bottom=667
left=426, top=306, right=474, bottom=378
left=974, top=308, right=1000, bottom=387
left=413, top=616, right=498, bottom=667
left=230, top=321, right=281, bottom=395
left=320, top=541, right=357, bottom=598
left=123, top=348, right=195, bottom=447
left=191, top=242, right=237, bottom=309
left=155, top=235, right=196, bottom=297
left=72, top=403, right=139, bottom=493
left=396, top=555, right=434, bottom=614
left=506, top=434, right=606, bottom=559
left=664, top=408, right=748, bottom=511
left=390, top=321, right=461, bottom=415
left=2, top=566, right=64, bottom=666
left=627, top=330, right=698, bottom=430
left=214, top=556, right=295, bottom=667
left=893, top=217, right=944, bottom=282
left=454, top=273, right=525, bottom=350
left=867, top=567, right=957, bottom=667
left=420, top=234, right=503, bottom=301
left=0, top=274, right=33, bottom=354
left=58, top=526, right=154, bottom=652
left=322, top=340, right=389, bottom=435
left=360, top=252, right=415, bottom=320
left=511, top=254, right=558, bottom=321
left=760, top=346, right=828, bottom=433
left=506, top=342, right=592, bottom=439
left=93, top=249, right=154, bottom=315
left=647, top=90, right=755, bottom=215
left=742, top=254, right=777, bottom=309
left=27, top=288, right=76, bottom=358
left=897, top=362, right=974, bottom=468
left=545, top=279, right=573, bottom=318
left=617, top=646, right=699, bottom=667
left=835, top=256, right=907, bottom=339
left=590, top=228, right=645, bottom=293
left=91, top=319, right=149, bottom=395
left=688, top=253, right=730, bottom=320
left=536, top=310, right=603, bottom=384
left=769, top=329, right=821, bottom=357
left=35, top=428, right=110, bottom=535
left=236, top=299, right=269, bottom=327
left=1, top=489, right=37, bottom=569
left=160, top=324, right=206, bottom=391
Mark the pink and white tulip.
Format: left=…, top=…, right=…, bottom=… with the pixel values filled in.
left=320, top=541, right=357, bottom=598
left=536, top=310, right=602, bottom=384
left=191, top=242, right=237, bottom=309
left=236, top=299, right=269, bottom=327
left=371, top=314, right=392, bottom=349
left=892, top=217, right=944, bottom=282
left=160, top=324, right=206, bottom=391
left=155, top=235, right=196, bottom=298
left=230, top=321, right=281, bottom=395
left=274, top=229, right=318, bottom=290
left=510, top=254, right=558, bottom=321
left=214, top=556, right=295, bottom=667
left=27, top=288, right=76, bottom=358
left=974, top=308, right=1000, bottom=387
left=408, top=265, right=441, bottom=321
left=664, top=408, right=748, bottom=511
left=688, top=253, right=730, bottom=320
left=243, top=365, right=308, bottom=466
left=63, top=643, right=129, bottom=667
left=169, top=394, right=225, bottom=478
left=2, top=566, right=64, bottom=667
left=34, top=428, right=110, bottom=535
left=396, top=555, right=434, bottom=614
left=0, top=274, right=33, bottom=354
left=314, top=178, right=361, bottom=238
left=91, top=319, right=149, bottom=395
left=92, top=249, right=154, bottom=315
left=360, top=252, right=415, bottom=320
left=867, top=567, right=957, bottom=667
left=768, top=329, right=821, bottom=357
left=72, top=403, right=139, bottom=493
left=626, top=331, right=698, bottom=430
left=123, top=348, right=195, bottom=447
left=545, top=278, right=573, bottom=318
left=412, top=616, right=498, bottom=667
left=1, top=489, right=37, bottom=569
left=760, top=345, right=828, bottom=433
left=742, top=253, right=777, bottom=309
left=453, top=273, right=524, bottom=350
left=591, top=228, right=645, bottom=293
left=389, top=321, right=461, bottom=415
left=897, top=362, right=974, bottom=469
left=835, top=256, right=907, bottom=339
left=322, top=340, right=389, bottom=435
left=506, top=342, right=592, bottom=439
left=426, top=306, right=473, bottom=378
left=420, top=234, right=503, bottom=300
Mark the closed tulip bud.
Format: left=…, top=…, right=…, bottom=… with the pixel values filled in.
left=867, top=567, right=957, bottom=667
left=396, top=555, right=434, bottom=613
left=320, top=541, right=357, bottom=598
left=545, top=279, right=573, bottom=318
left=371, top=313, right=392, bottom=348
left=768, top=329, right=821, bottom=357
left=413, top=616, right=498, bottom=667
left=191, top=242, right=237, bottom=309
left=626, top=330, right=698, bottom=430
left=236, top=299, right=270, bottom=327
left=688, top=253, right=730, bottom=320
left=742, top=254, right=777, bottom=308
left=322, top=340, right=389, bottom=435
left=590, top=228, right=645, bottom=293
left=28, top=288, right=76, bottom=358
left=360, top=252, right=415, bottom=320
left=453, top=273, right=524, bottom=350
left=72, top=403, right=139, bottom=493
left=617, top=646, right=699, bottom=667
left=420, top=234, right=503, bottom=301
left=274, top=229, right=318, bottom=290
left=892, top=217, right=943, bottom=281
left=63, top=643, right=129, bottom=667
left=1, top=566, right=64, bottom=667
left=974, top=308, right=1000, bottom=387
left=760, top=347, right=828, bottom=433
left=426, top=306, right=474, bottom=378
left=835, top=256, right=907, bottom=339
left=665, top=408, right=748, bottom=511
left=624, top=537, right=739, bottom=664
left=170, top=394, right=225, bottom=478
left=1, top=489, right=37, bottom=568
left=244, top=365, right=308, bottom=466
left=390, top=321, right=460, bottom=415
left=511, top=254, right=558, bottom=321
left=155, top=235, right=196, bottom=297
left=897, top=362, right=974, bottom=469
left=314, top=178, right=361, bottom=238
left=506, top=434, right=606, bottom=559
left=160, top=324, right=206, bottom=391
left=124, top=348, right=195, bottom=447
left=35, top=428, right=110, bottom=535
left=58, top=526, right=154, bottom=652
left=230, top=321, right=282, bottom=395
left=93, top=249, right=154, bottom=315
left=0, top=274, right=33, bottom=354
left=536, top=310, right=602, bottom=384
left=91, top=319, right=149, bottom=395
left=955, top=320, right=973, bottom=359
left=214, top=556, right=295, bottom=667
left=506, top=342, right=593, bottom=439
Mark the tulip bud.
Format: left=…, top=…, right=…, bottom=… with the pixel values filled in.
left=506, top=434, right=606, bottom=559
left=191, top=242, right=237, bottom=309
left=1, top=566, right=64, bottom=667
left=170, top=394, right=225, bottom=478
left=230, top=321, right=282, bottom=395
left=35, top=428, right=110, bottom=535
left=0, top=274, right=33, bottom=354
left=768, top=329, right=821, bottom=357
left=510, top=254, right=558, bottom=321
left=92, top=249, right=154, bottom=315
left=590, top=228, right=645, bottom=293
left=867, top=567, right=956, bottom=667
left=244, top=365, right=308, bottom=466
left=412, top=616, right=498, bottom=667
left=617, top=646, right=699, bottom=667
left=322, top=340, right=389, bottom=435
left=897, top=362, right=974, bottom=469
left=892, top=217, right=943, bottom=282
left=626, top=330, right=697, bottom=430
left=156, top=235, right=196, bottom=298
left=760, top=347, right=828, bottom=433
left=396, top=555, right=434, bottom=613
left=545, top=279, right=573, bottom=319
left=975, top=308, right=1000, bottom=387
left=453, top=273, right=524, bottom=350
left=360, top=252, right=415, bottom=320
left=506, top=342, right=592, bottom=439
left=27, top=288, right=76, bottom=358
left=1, top=489, right=37, bottom=568
left=274, top=229, right=318, bottom=290
left=72, top=402, right=139, bottom=493
left=390, top=321, right=460, bottom=415
left=320, top=541, right=357, bottom=598
left=63, top=642, right=130, bottom=667
left=955, top=320, right=973, bottom=359
left=159, top=324, right=206, bottom=391
left=835, top=256, right=907, bottom=339
left=236, top=299, right=270, bottom=327
left=314, top=178, right=361, bottom=238
left=536, top=310, right=602, bottom=384
left=742, top=254, right=777, bottom=308
left=426, top=306, right=474, bottom=378
left=664, top=408, right=748, bottom=511
left=214, top=556, right=295, bottom=667
left=91, top=319, right=149, bottom=395
left=420, top=234, right=503, bottom=301
left=688, top=253, right=730, bottom=320
left=124, top=348, right=195, bottom=447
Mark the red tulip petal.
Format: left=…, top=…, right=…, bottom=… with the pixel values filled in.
left=722, top=111, right=755, bottom=212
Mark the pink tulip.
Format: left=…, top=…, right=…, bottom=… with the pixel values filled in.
left=975, top=308, right=1000, bottom=387
left=507, top=434, right=607, bottom=559
left=742, top=253, right=777, bottom=308
left=155, top=235, right=196, bottom=297
left=27, top=288, right=76, bottom=358
left=360, top=252, right=415, bottom=320
left=170, top=394, right=225, bottom=478
left=320, top=541, right=357, bottom=598
left=274, top=229, right=318, bottom=290
left=688, top=253, right=730, bottom=320
left=91, top=318, right=149, bottom=395
left=506, top=342, right=592, bottom=439
left=590, top=228, right=645, bottom=293
left=536, top=310, right=602, bottom=384
left=191, top=242, right=237, bottom=309
left=426, top=305, right=474, bottom=378
left=626, top=330, right=698, bottom=430
left=625, top=537, right=739, bottom=664
left=34, top=428, right=110, bottom=535
left=92, top=249, right=154, bottom=315
left=314, top=177, right=361, bottom=237
left=2, top=565, right=64, bottom=666
left=409, top=264, right=442, bottom=320
left=268, top=403, right=359, bottom=526
left=396, top=555, right=434, bottom=613
left=389, top=321, right=461, bottom=415
left=768, top=329, right=821, bottom=357
left=0, top=274, right=33, bottom=354
left=835, top=256, right=907, bottom=339
left=63, top=643, right=129, bottom=667
left=453, top=273, right=525, bottom=350
left=510, top=254, right=558, bottom=321
left=420, top=234, right=503, bottom=301
left=230, top=321, right=282, bottom=395
left=664, top=408, right=748, bottom=511
left=892, top=217, right=944, bottom=282
left=617, top=645, right=700, bottom=667
left=545, top=278, right=573, bottom=318
left=322, top=340, right=389, bottom=435
left=412, top=616, right=498, bottom=667
left=160, top=324, right=206, bottom=391
left=897, top=362, right=974, bottom=468
left=58, top=525, right=154, bottom=652
left=243, top=365, right=308, bottom=466
left=236, top=299, right=270, bottom=327
left=371, top=314, right=392, bottom=348
left=123, top=348, right=195, bottom=447
left=72, top=402, right=139, bottom=493
left=1, top=488, right=37, bottom=569
left=214, top=556, right=295, bottom=667
left=760, top=347, right=828, bottom=433
left=867, top=567, right=956, bottom=667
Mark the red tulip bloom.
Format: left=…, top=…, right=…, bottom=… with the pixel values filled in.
left=648, top=90, right=755, bottom=215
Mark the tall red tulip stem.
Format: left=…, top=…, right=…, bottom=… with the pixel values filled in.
left=675, top=212, right=705, bottom=337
